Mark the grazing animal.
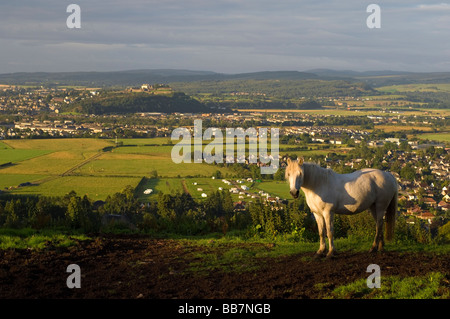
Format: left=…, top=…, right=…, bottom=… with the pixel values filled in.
left=285, top=157, right=397, bottom=257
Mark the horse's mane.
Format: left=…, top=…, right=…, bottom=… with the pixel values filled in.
left=302, top=162, right=334, bottom=189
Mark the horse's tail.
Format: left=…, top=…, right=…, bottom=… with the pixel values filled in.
left=385, top=187, right=397, bottom=242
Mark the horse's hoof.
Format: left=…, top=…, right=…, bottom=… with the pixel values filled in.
left=314, top=252, right=325, bottom=259
left=326, top=251, right=336, bottom=259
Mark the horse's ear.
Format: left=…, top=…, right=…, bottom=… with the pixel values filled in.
left=298, top=156, right=304, bottom=166
left=287, top=158, right=291, bottom=165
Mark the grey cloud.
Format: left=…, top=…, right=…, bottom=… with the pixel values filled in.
left=0, top=0, right=449, bottom=73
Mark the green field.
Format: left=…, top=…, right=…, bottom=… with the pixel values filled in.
left=1, top=138, right=284, bottom=200
left=0, top=174, right=49, bottom=190
left=0, top=149, right=51, bottom=165
left=377, top=83, right=450, bottom=93
left=11, top=176, right=143, bottom=200
left=0, top=141, right=12, bottom=150
left=253, top=180, right=291, bottom=199
left=135, top=176, right=289, bottom=203
left=0, top=137, right=318, bottom=201
left=418, top=132, right=450, bottom=143
left=0, top=138, right=140, bottom=199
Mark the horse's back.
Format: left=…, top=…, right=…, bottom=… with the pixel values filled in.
left=335, top=168, right=396, bottom=214
left=344, top=168, right=396, bottom=191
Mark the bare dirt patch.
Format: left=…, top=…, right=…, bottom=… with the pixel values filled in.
left=0, top=235, right=448, bottom=299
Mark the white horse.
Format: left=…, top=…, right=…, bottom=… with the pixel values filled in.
left=285, top=157, right=398, bottom=258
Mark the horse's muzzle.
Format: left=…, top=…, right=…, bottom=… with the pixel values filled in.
left=290, top=190, right=299, bottom=198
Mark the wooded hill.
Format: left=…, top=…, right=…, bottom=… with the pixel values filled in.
left=170, top=79, right=374, bottom=99
left=66, top=92, right=220, bottom=115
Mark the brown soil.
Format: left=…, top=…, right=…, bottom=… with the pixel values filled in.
left=0, top=234, right=449, bottom=299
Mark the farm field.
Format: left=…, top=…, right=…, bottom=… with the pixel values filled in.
left=0, top=138, right=142, bottom=199
left=0, top=137, right=287, bottom=201
left=0, top=149, right=51, bottom=166
left=135, top=176, right=287, bottom=203
left=417, top=132, right=450, bottom=143
left=11, top=176, right=143, bottom=200
left=238, top=107, right=450, bottom=117
left=376, top=83, right=450, bottom=93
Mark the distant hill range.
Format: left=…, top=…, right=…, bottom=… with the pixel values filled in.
left=0, top=69, right=317, bottom=87
left=305, top=69, right=450, bottom=86
left=2, top=68, right=450, bottom=87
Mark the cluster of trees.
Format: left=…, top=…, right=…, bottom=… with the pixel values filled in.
left=0, top=186, right=240, bottom=236
left=0, top=185, right=448, bottom=244
left=67, top=92, right=221, bottom=115
left=0, top=187, right=139, bottom=232
left=403, top=91, right=450, bottom=109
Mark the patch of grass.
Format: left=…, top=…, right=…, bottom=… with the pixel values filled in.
left=10, top=175, right=142, bottom=200
left=0, top=141, right=13, bottom=150
left=328, top=272, right=450, bottom=299
left=1, top=138, right=111, bottom=151
left=0, top=228, right=90, bottom=250
left=0, top=149, right=51, bottom=165
left=417, top=133, right=450, bottom=143
left=0, top=174, right=49, bottom=190
left=170, top=233, right=450, bottom=276
left=176, top=234, right=319, bottom=274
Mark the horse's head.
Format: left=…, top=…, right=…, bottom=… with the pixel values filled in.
left=285, top=157, right=304, bottom=199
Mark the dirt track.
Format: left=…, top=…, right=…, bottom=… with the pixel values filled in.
left=0, top=235, right=449, bottom=299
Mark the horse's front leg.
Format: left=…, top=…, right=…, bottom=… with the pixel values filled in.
left=313, top=212, right=326, bottom=257
left=323, top=210, right=336, bottom=258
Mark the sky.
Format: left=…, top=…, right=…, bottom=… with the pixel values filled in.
left=1, top=0, right=450, bottom=74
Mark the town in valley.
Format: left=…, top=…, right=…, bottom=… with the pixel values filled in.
left=0, top=78, right=449, bottom=231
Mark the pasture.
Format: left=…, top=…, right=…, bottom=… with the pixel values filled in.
left=0, top=137, right=285, bottom=200
left=0, top=138, right=143, bottom=199
left=11, top=176, right=143, bottom=200
left=376, top=83, right=450, bottom=93
left=417, top=132, right=450, bottom=143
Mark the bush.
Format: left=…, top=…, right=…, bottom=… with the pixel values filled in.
left=394, top=215, right=432, bottom=244
left=437, top=221, right=450, bottom=243
left=248, top=200, right=315, bottom=241
left=345, top=212, right=376, bottom=239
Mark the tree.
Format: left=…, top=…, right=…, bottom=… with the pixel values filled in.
left=101, top=186, right=139, bottom=219
left=212, top=170, right=222, bottom=179
left=400, top=164, right=416, bottom=182
left=273, top=168, right=285, bottom=181
left=3, top=199, right=26, bottom=228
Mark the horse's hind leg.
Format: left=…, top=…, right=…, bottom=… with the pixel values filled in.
left=369, top=206, right=385, bottom=253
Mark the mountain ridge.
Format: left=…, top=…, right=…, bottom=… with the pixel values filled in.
left=2, top=69, right=450, bottom=87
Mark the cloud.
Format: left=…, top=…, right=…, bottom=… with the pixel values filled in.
left=416, top=3, right=450, bottom=10
left=0, top=1, right=450, bottom=73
